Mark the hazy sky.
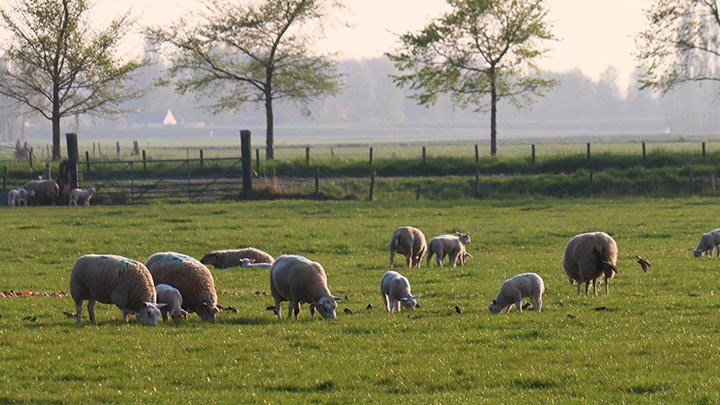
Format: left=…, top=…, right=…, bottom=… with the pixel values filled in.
left=103, top=0, right=651, bottom=90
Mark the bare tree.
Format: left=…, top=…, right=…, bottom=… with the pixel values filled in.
left=0, top=0, right=145, bottom=160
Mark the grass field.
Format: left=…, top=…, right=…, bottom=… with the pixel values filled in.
left=1, top=198, right=720, bottom=403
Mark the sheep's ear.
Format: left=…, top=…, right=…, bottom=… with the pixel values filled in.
left=415, top=302, right=420, bottom=308
left=155, top=303, right=167, bottom=308
left=400, top=297, right=408, bottom=302
left=332, top=296, right=343, bottom=301
left=492, top=299, right=497, bottom=304
left=412, top=294, right=421, bottom=299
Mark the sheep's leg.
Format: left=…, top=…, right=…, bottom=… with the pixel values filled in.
left=161, top=310, right=168, bottom=322
left=290, top=301, right=301, bottom=319
left=382, top=294, right=390, bottom=313
left=435, top=252, right=443, bottom=267
left=426, top=252, right=433, bottom=268
left=75, top=301, right=83, bottom=326
left=604, top=277, right=609, bottom=295
left=121, top=309, right=130, bottom=323
left=389, top=249, right=395, bottom=267
left=405, top=254, right=412, bottom=268
left=274, top=298, right=282, bottom=319
left=309, top=304, right=316, bottom=318
left=88, top=300, right=96, bottom=324
left=531, top=295, right=542, bottom=312
left=516, top=299, right=523, bottom=313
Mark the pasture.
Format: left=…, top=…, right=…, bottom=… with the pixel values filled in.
left=1, top=198, right=719, bottom=402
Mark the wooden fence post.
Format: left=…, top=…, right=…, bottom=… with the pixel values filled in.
left=369, top=147, right=374, bottom=166
left=66, top=133, right=79, bottom=190
left=305, top=146, right=310, bottom=166
left=93, top=142, right=96, bottom=157
left=255, top=148, right=260, bottom=173
left=315, top=166, right=320, bottom=194
left=531, top=144, right=536, bottom=164
left=132, top=141, right=139, bottom=155
left=142, top=150, right=147, bottom=170
left=586, top=143, right=591, bottom=160
left=45, top=162, right=51, bottom=180
left=199, top=149, right=204, bottom=168
left=475, top=170, right=480, bottom=199
left=642, top=142, right=646, bottom=162
left=416, top=184, right=421, bottom=200
left=85, top=151, right=90, bottom=171
left=98, top=143, right=102, bottom=157
left=588, top=171, right=593, bottom=198
left=474, top=144, right=479, bottom=165
left=369, top=170, right=376, bottom=201
left=28, top=147, right=33, bottom=171
left=116, top=141, right=120, bottom=158
left=422, top=146, right=426, bottom=163
left=241, top=130, right=252, bottom=194
left=702, top=142, right=706, bottom=158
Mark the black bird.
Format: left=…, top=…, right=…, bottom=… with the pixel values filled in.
left=22, top=316, right=37, bottom=321
left=636, top=256, right=651, bottom=273
left=454, top=305, right=463, bottom=314
left=343, top=308, right=353, bottom=315
left=365, top=303, right=373, bottom=310
left=62, top=310, right=75, bottom=318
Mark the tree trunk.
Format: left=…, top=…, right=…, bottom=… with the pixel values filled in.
left=52, top=111, right=61, bottom=161
left=490, top=77, right=498, bottom=157
left=265, top=94, right=274, bottom=160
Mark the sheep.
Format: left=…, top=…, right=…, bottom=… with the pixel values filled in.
left=488, top=272, right=545, bottom=314
left=155, top=283, right=191, bottom=322
left=21, top=180, right=59, bottom=205
left=389, top=226, right=427, bottom=268
left=270, top=254, right=341, bottom=320
left=240, top=258, right=273, bottom=269
left=200, top=247, right=275, bottom=269
left=7, top=188, right=33, bottom=207
left=69, top=187, right=96, bottom=207
left=562, top=232, right=618, bottom=296
left=69, top=254, right=164, bottom=326
left=380, top=271, right=420, bottom=313
left=426, top=232, right=472, bottom=268
left=691, top=229, right=720, bottom=257
left=145, top=252, right=219, bottom=321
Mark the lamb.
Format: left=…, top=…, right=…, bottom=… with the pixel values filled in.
left=21, top=179, right=59, bottom=205
left=691, top=229, right=720, bottom=257
left=145, top=252, right=219, bottom=321
left=380, top=271, right=420, bottom=313
left=270, top=255, right=341, bottom=320
left=426, top=232, right=472, bottom=268
left=240, top=258, right=273, bottom=269
left=7, top=188, right=33, bottom=207
left=562, top=231, right=618, bottom=295
left=69, top=187, right=96, bottom=206
left=488, top=272, right=545, bottom=314
left=200, top=247, right=275, bottom=269
left=389, top=226, right=427, bottom=268
left=69, top=254, right=164, bottom=326
left=155, top=283, right=190, bottom=322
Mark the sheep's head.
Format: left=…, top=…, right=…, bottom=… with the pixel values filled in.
left=199, top=253, right=217, bottom=266
left=401, top=295, right=420, bottom=312
left=196, top=302, right=219, bottom=321
left=692, top=249, right=703, bottom=258
left=87, top=187, right=96, bottom=195
left=487, top=299, right=503, bottom=315
left=315, top=296, right=341, bottom=319
left=602, top=262, right=617, bottom=279
left=136, top=302, right=164, bottom=326
left=456, top=232, right=471, bottom=245
left=240, top=258, right=255, bottom=267
left=169, top=307, right=190, bottom=321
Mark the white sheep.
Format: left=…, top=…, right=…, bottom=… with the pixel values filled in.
left=270, top=255, right=341, bottom=319
left=563, top=232, right=618, bottom=295
left=389, top=226, right=427, bottom=268
left=380, top=271, right=420, bottom=313
left=488, top=272, right=545, bottom=314
left=691, top=229, right=720, bottom=257
left=155, top=283, right=191, bottom=322
left=7, top=188, right=33, bottom=207
left=69, top=187, right=96, bottom=207
left=200, top=247, right=275, bottom=269
left=145, top=252, right=219, bottom=321
left=69, top=254, right=165, bottom=326
left=426, top=232, right=472, bottom=268
left=21, top=180, right=58, bottom=205
left=240, top=258, right=273, bottom=269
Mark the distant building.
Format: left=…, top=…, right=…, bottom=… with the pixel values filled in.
left=128, top=109, right=178, bottom=128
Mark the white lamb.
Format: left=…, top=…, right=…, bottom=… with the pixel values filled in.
left=691, top=229, right=720, bottom=257
left=69, top=187, right=96, bottom=206
left=155, top=283, right=190, bottom=322
left=240, top=258, right=273, bottom=269
left=488, top=272, right=545, bottom=314
left=270, top=255, right=341, bottom=320
left=7, top=188, right=33, bottom=207
left=426, top=232, right=472, bottom=268
left=380, top=271, right=420, bottom=313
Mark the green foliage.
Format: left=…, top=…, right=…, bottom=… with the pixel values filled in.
left=1, top=199, right=720, bottom=402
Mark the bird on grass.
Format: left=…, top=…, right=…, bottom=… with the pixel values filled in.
left=454, top=305, right=463, bottom=314
left=343, top=308, right=353, bottom=315
left=636, top=256, right=651, bottom=273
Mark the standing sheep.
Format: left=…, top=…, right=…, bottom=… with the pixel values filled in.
left=389, top=226, right=427, bottom=268
left=21, top=180, right=59, bottom=205
left=200, top=247, right=275, bottom=269
left=69, top=187, right=97, bottom=206
left=270, top=255, right=341, bottom=320
left=155, top=283, right=191, bottom=322
left=691, top=229, right=720, bottom=257
left=380, top=271, right=420, bottom=313
left=426, top=232, right=472, bottom=268
left=7, top=188, right=33, bottom=207
left=563, top=232, right=618, bottom=296
left=145, top=252, right=219, bottom=321
left=488, top=272, right=545, bottom=314
left=69, top=254, right=164, bottom=326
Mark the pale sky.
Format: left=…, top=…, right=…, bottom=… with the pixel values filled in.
left=99, top=0, right=651, bottom=91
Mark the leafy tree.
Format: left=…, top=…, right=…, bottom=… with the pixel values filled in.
left=147, top=0, right=344, bottom=160
left=0, top=0, right=145, bottom=160
left=635, top=0, right=720, bottom=95
left=387, top=0, right=556, bottom=156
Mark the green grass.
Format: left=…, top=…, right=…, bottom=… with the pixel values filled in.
left=1, top=198, right=720, bottom=402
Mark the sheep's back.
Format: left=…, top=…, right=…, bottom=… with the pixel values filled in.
left=145, top=252, right=216, bottom=311
left=271, top=255, right=329, bottom=302
left=70, top=254, right=155, bottom=308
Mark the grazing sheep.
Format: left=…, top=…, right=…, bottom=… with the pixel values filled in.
left=270, top=255, right=341, bottom=320
left=380, top=271, right=420, bottom=313
left=240, top=258, right=273, bottom=269
left=426, top=232, right=472, bottom=268
left=69, top=187, right=96, bottom=207
left=155, top=283, right=190, bottom=322
left=389, top=226, right=427, bottom=268
left=145, top=252, right=219, bottom=321
left=21, top=180, right=59, bottom=205
left=488, top=272, right=545, bottom=314
left=200, top=247, right=275, bottom=269
left=69, top=254, right=164, bottom=326
left=563, top=232, right=618, bottom=295
left=7, top=188, right=33, bottom=207
left=691, top=229, right=720, bottom=257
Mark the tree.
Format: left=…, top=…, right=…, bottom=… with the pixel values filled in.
left=387, top=0, right=556, bottom=156
left=635, top=0, right=720, bottom=95
left=147, top=0, right=343, bottom=160
left=0, top=0, right=145, bottom=161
